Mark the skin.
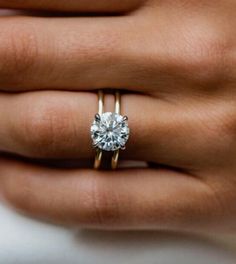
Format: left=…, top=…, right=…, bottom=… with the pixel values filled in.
left=0, top=0, right=235, bottom=232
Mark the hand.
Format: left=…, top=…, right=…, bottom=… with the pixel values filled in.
left=0, top=0, right=236, bottom=232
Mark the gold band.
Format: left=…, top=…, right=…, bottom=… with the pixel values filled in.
left=112, top=91, right=121, bottom=169
left=94, top=90, right=121, bottom=170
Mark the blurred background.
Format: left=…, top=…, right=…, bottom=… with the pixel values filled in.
left=0, top=203, right=235, bottom=264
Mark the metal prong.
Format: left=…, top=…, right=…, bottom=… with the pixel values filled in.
left=120, top=145, right=126, bottom=150
left=93, top=142, right=99, bottom=148
left=95, top=113, right=101, bottom=122
left=122, top=116, right=128, bottom=122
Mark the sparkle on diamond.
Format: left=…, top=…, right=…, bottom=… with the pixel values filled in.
left=91, top=112, right=130, bottom=151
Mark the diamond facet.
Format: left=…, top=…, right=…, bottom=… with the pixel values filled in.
left=91, top=112, right=130, bottom=151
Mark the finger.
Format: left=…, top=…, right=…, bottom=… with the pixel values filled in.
left=0, top=157, right=224, bottom=231
left=0, top=0, right=143, bottom=13
left=0, top=91, right=169, bottom=162
left=1, top=91, right=233, bottom=169
left=0, top=15, right=165, bottom=93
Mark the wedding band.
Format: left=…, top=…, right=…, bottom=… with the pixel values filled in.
left=91, top=90, right=130, bottom=169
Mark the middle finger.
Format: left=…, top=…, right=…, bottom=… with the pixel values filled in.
left=0, top=91, right=164, bottom=161
left=0, top=15, right=165, bottom=93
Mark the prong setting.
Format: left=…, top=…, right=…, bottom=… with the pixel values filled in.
left=93, top=142, right=99, bottom=148
left=122, top=116, right=128, bottom=122
left=95, top=113, right=101, bottom=122
left=120, top=145, right=126, bottom=150
left=91, top=112, right=130, bottom=152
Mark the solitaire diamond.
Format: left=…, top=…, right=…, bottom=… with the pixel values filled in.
left=91, top=112, right=130, bottom=152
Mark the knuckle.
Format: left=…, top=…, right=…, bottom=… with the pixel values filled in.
left=65, top=28, right=120, bottom=63
left=199, top=182, right=236, bottom=229
left=0, top=23, right=39, bottom=82
left=178, top=35, right=227, bottom=84
left=210, top=104, right=236, bottom=137
left=15, top=98, right=75, bottom=157
left=133, top=25, right=230, bottom=92
left=200, top=102, right=236, bottom=154
left=81, top=177, right=121, bottom=226
left=2, top=171, right=35, bottom=214
left=219, top=107, right=236, bottom=143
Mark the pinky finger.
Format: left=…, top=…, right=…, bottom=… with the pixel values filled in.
left=0, top=157, right=224, bottom=232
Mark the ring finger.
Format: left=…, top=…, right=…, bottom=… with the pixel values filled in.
left=0, top=91, right=232, bottom=170
left=0, top=91, right=171, bottom=162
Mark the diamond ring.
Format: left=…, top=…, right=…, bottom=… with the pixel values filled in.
left=91, top=90, right=130, bottom=169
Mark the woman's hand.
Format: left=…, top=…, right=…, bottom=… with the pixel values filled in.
left=0, top=0, right=236, bottom=232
